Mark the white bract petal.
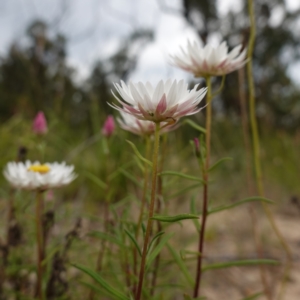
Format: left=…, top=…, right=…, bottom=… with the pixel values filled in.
left=3, top=161, right=76, bottom=191
left=110, top=79, right=207, bottom=124
left=170, top=40, right=247, bottom=77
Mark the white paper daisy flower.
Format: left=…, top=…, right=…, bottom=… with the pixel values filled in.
left=110, top=79, right=207, bottom=124
left=170, top=40, right=247, bottom=77
left=3, top=161, right=76, bottom=190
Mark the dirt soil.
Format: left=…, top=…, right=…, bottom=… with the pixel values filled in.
left=184, top=203, right=300, bottom=300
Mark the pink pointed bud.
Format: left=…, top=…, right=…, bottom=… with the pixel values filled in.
left=46, top=190, right=54, bottom=202
left=33, top=111, right=48, bottom=134
left=102, top=115, right=115, bottom=137
left=194, top=138, right=200, bottom=158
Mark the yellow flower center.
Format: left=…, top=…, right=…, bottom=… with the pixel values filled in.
left=28, top=165, right=50, bottom=174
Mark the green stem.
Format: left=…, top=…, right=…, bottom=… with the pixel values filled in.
left=247, top=1, right=292, bottom=299
left=133, top=136, right=151, bottom=293
left=238, top=66, right=268, bottom=299
left=35, top=190, right=44, bottom=300
left=135, top=123, right=161, bottom=300
left=212, top=75, right=226, bottom=97
left=150, top=133, right=167, bottom=296
left=193, top=76, right=212, bottom=298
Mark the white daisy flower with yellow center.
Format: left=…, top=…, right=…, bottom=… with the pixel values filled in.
left=3, top=160, right=76, bottom=190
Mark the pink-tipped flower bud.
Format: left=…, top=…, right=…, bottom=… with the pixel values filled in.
left=102, top=115, right=115, bottom=137
left=46, top=190, right=54, bottom=202
left=194, top=137, right=200, bottom=158
left=33, top=111, right=48, bottom=135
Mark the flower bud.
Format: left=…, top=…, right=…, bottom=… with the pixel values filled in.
left=33, top=111, right=47, bottom=135
left=102, top=115, right=115, bottom=137
left=194, top=138, right=200, bottom=158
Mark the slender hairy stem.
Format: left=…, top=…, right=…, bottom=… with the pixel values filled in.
left=150, top=133, right=167, bottom=296
left=35, top=190, right=44, bottom=300
left=239, top=66, right=269, bottom=297
left=133, top=136, right=151, bottom=294
left=135, top=123, right=161, bottom=300
left=247, top=1, right=292, bottom=299
left=193, top=76, right=212, bottom=298
left=123, top=231, right=132, bottom=289
left=238, top=67, right=254, bottom=194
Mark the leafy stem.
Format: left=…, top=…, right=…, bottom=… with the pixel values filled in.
left=193, top=76, right=211, bottom=298
left=135, top=123, right=161, bottom=300
left=35, top=190, right=44, bottom=300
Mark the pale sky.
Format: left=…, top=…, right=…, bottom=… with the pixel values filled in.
left=0, top=0, right=299, bottom=84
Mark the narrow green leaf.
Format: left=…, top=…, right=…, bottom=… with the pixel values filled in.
left=141, top=223, right=146, bottom=236
left=166, top=183, right=200, bottom=200
left=208, top=197, right=274, bottom=215
left=160, top=171, right=204, bottom=183
left=41, top=246, right=61, bottom=267
left=74, top=264, right=130, bottom=300
left=151, top=214, right=199, bottom=223
left=241, top=292, right=263, bottom=300
left=183, top=119, right=206, bottom=134
left=84, top=171, right=107, bottom=190
left=133, top=156, right=145, bottom=173
left=108, top=161, right=134, bottom=181
left=167, top=243, right=194, bottom=286
left=202, top=259, right=279, bottom=272
left=119, top=168, right=142, bottom=188
left=190, top=197, right=200, bottom=231
left=180, top=249, right=201, bottom=260
left=146, top=233, right=174, bottom=268
left=148, top=231, right=165, bottom=254
left=89, top=231, right=124, bottom=248
left=208, top=157, right=232, bottom=172
left=126, top=140, right=153, bottom=167
left=79, top=281, right=104, bottom=295
left=124, top=229, right=142, bottom=257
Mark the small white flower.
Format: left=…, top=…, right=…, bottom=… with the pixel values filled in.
left=110, top=79, right=207, bottom=124
left=3, top=161, right=76, bottom=190
left=170, top=40, right=247, bottom=77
